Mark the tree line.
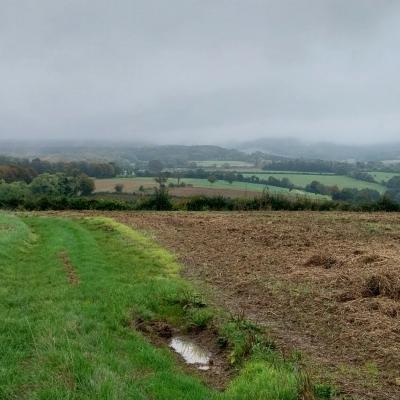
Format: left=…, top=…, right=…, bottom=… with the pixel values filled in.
left=0, top=173, right=95, bottom=205
left=0, top=156, right=120, bottom=182
left=261, top=159, right=400, bottom=175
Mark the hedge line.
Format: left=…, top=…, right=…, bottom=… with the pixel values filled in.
left=1, top=192, right=399, bottom=212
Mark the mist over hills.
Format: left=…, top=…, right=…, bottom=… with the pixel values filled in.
left=234, top=138, right=400, bottom=162
left=0, top=141, right=253, bottom=163
left=1, top=138, right=400, bottom=163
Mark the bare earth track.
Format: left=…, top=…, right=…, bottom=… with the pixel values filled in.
left=59, top=250, right=80, bottom=285
left=48, top=211, right=400, bottom=399
left=111, top=212, right=400, bottom=400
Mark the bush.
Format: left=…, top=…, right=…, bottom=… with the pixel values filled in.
left=78, top=174, right=95, bottom=195
left=114, top=183, right=124, bottom=193
left=137, top=187, right=173, bottom=210
left=185, top=195, right=232, bottom=211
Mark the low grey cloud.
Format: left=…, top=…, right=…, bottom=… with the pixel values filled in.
left=0, top=0, right=399, bottom=144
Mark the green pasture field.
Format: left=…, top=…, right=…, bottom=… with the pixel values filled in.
left=242, top=173, right=387, bottom=193
left=249, top=171, right=335, bottom=175
left=192, top=161, right=255, bottom=168
left=368, top=171, right=400, bottom=183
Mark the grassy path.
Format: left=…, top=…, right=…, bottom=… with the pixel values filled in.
left=0, top=213, right=305, bottom=399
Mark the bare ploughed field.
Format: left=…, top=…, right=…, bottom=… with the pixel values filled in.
left=109, top=211, right=400, bottom=400
left=95, top=178, right=260, bottom=198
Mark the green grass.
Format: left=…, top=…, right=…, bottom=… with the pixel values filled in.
left=168, top=177, right=329, bottom=198
left=0, top=212, right=308, bottom=399
left=368, top=171, right=400, bottom=183
left=243, top=171, right=335, bottom=175
left=242, top=173, right=386, bottom=193
left=191, top=161, right=255, bottom=168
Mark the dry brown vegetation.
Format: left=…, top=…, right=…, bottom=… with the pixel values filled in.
left=108, top=211, right=400, bottom=400
left=94, top=178, right=158, bottom=192
left=94, top=178, right=260, bottom=198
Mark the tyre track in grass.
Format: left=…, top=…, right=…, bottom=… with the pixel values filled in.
left=59, top=250, right=80, bottom=285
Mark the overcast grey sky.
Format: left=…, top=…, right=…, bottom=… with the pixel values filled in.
left=0, top=0, right=399, bottom=144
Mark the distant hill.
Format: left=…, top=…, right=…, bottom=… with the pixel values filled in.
left=0, top=141, right=259, bottom=164
left=3, top=138, right=400, bottom=164
left=235, top=138, right=400, bottom=162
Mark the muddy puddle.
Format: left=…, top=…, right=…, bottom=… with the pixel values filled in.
left=133, top=318, right=232, bottom=388
left=170, top=336, right=211, bottom=370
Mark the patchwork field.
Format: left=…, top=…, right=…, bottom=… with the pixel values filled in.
left=368, top=172, right=399, bottom=183
left=242, top=173, right=387, bottom=193
left=95, top=177, right=329, bottom=199
left=103, top=211, right=400, bottom=400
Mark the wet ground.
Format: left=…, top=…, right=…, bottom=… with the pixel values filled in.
left=132, top=317, right=232, bottom=389
left=170, top=336, right=211, bottom=370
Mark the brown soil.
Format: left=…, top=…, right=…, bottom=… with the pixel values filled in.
left=169, top=186, right=261, bottom=198
left=94, top=178, right=156, bottom=192
left=95, top=178, right=260, bottom=198
left=59, top=250, right=79, bottom=285
left=108, top=211, right=400, bottom=400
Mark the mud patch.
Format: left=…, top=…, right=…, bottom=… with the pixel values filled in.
left=305, top=254, right=338, bottom=269
left=59, top=251, right=79, bottom=285
left=133, top=318, right=232, bottom=389
left=134, top=318, right=173, bottom=339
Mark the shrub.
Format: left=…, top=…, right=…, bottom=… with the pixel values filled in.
left=114, top=183, right=124, bottom=193
left=138, top=187, right=172, bottom=210
left=78, top=174, right=95, bottom=195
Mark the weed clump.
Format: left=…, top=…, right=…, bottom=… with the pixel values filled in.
left=169, top=288, right=208, bottom=310
left=313, top=383, right=337, bottom=399
left=221, top=313, right=275, bottom=366
left=363, top=273, right=400, bottom=300
left=166, top=288, right=213, bottom=330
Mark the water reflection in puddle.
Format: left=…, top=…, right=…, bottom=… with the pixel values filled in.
left=170, top=337, right=211, bottom=370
